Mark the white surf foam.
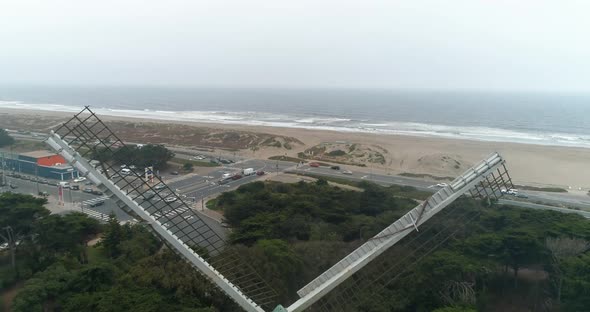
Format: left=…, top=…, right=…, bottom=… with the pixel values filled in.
left=1, top=101, right=589, bottom=149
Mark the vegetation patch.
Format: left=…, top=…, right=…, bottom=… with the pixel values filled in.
left=287, top=172, right=433, bottom=200
left=400, top=172, right=455, bottom=181
left=514, top=184, right=568, bottom=193
left=206, top=198, right=220, bottom=211
left=268, top=155, right=305, bottom=163
left=170, top=157, right=219, bottom=167
left=4, top=179, right=590, bottom=311
left=299, top=142, right=387, bottom=166
left=3, top=139, right=45, bottom=153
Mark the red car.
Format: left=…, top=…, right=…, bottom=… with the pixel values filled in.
left=232, top=174, right=243, bottom=180
left=309, top=162, right=320, bottom=167
left=256, top=171, right=265, bottom=176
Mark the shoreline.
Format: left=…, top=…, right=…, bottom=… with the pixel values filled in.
left=1, top=103, right=589, bottom=149
left=1, top=107, right=589, bottom=189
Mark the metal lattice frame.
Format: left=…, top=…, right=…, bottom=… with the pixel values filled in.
left=47, top=107, right=277, bottom=311
left=314, top=199, right=485, bottom=311
left=282, top=153, right=512, bottom=312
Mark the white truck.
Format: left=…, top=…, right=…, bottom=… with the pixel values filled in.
left=242, top=168, right=255, bottom=176
left=59, top=181, right=70, bottom=188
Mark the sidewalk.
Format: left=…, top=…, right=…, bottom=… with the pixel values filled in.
left=190, top=195, right=225, bottom=223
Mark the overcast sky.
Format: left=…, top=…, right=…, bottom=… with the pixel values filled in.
left=1, top=0, right=589, bottom=91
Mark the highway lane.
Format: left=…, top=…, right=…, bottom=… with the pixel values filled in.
left=499, top=199, right=590, bottom=218
left=289, top=165, right=437, bottom=191
left=290, top=164, right=590, bottom=214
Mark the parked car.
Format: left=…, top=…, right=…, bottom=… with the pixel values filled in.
left=341, top=170, right=353, bottom=175
left=85, top=181, right=93, bottom=185
left=436, top=183, right=449, bottom=188
left=516, top=193, right=528, bottom=199
left=9, top=184, right=18, bottom=189
left=331, top=165, right=340, bottom=170
left=154, top=183, right=166, bottom=190
left=171, top=171, right=179, bottom=175
left=38, top=191, right=49, bottom=197
left=83, top=187, right=94, bottom=193
left=70, top=184, right=80, bottom=190
left=309, top=162, right=320, bottom=167
left=232, top=174, right=242, bottom=180
left=40, top=179, right=49, bottom=184
left=91, top=190, right=103, bottom=196
left=73, top=177, right=86, bottom=183
left=256, top=170, right=265, bottom=176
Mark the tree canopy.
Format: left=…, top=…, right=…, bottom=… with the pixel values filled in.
left=3, top=180, right=590, bottom=311
left=92, top=144, right=174, bottom=169
left=0, top=129, right=15, bottom=148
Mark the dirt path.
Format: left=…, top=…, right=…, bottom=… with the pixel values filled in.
left=1, top=281, right=24, bottom=312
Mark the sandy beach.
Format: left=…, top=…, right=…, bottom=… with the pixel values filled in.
left=0, top=107, right=588, bottom=189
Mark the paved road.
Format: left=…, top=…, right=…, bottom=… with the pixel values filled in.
left=290, top=164, right=590, bottom=214
left=289, top=165, right=434, bottom=190
left=499, top=199, right=590, bottom=218
left=1, top=175, right=132, bottom=221
left=170, top=158, right=294, bottom=200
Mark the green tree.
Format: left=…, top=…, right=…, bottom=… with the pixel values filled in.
left=501, top=230, right=544, bottom=286
left=0, top=129, right=15, bottom=147
left=34, top=213, right=101, bottom=264
left=183, top=162, right=194, bottom=172
left=0, top=193, right=49, bottom=270
left=12, top=264, right=74, bottom=312
left=100, top=215, right=127, bottom=258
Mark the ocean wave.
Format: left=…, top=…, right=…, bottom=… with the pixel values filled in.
left=1, top=101, right=590, bottom=148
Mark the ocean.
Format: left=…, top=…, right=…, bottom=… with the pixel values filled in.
left=0, top=86, right=589, bottom=148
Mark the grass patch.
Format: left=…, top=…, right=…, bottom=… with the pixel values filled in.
left=206, top=198, right=221, bottom=211
left=86, top=245, right=107, bottom=263
left=296, top=152, right=367, bottom=167
left=514, top=184, right=568, bottom=193
left=268, top=155, right=304, bottom=163
left=387, top=185, right=433, bottom=200
left=170, top=157, right=219, bottom=167
left=327, top=149, right=346, bottom=157
left=9, top=139, right=47, bottom=152
left=287, top=172, right=433, bottom=201
left=288, top=172, right=360, bottom=188
left=399, top=172, right=454, bottom=181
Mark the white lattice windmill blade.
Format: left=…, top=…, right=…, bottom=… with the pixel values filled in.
left=274, top=152, right=512, bottom=312
left=44, top=107, right=276, bottom=312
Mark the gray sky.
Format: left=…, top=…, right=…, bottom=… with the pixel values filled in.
left=1, top=0, right=589, bottom=91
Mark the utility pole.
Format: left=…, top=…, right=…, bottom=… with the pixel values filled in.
left=35, top=163, right=40, bottom=194
left=1, top=152, right=5, bottom=186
